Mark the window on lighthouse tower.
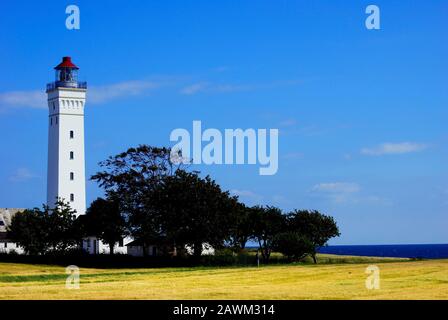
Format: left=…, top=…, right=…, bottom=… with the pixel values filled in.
left=70, top=194, right=75, bottom=202
left=70, top=151, right=74, bottom=160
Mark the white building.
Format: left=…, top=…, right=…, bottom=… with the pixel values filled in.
left=82, top=236, right=129, bottom=255
left=46, top=57, right=131, bottom=254
left=46, top=57, right=87, bottom=216
left=126, top=241, right=215, bottom=257
left=1, top=57, right=212, bottom=257
left=0, top=208, right=25, bottom=254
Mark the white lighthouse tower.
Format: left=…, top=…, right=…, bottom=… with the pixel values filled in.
left=46, top=57, right=87, bottom=217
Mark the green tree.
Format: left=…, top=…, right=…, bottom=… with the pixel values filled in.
left=91, top=145, right=184, bottom=254
left=272, top=232, right=314, bottom=261
left=46, top=199, right=80, bottom=252
left=286, top=210, right=340, bottom=263
left=152, top=170, right=239, bottom=257
left=228, top=203, right=256, bottom=252
left=251, top=206, right=285, bottom=262
left=8, top=199, right=79, bottom=254
left=82, top=197, right=127, bottom=254
left=8, top=208, right=49, bottom=255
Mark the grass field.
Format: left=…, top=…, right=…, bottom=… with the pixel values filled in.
left=1, top=255, right=447, bottom=300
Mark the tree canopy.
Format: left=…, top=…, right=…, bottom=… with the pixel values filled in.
left=81, top=197, right=127, bottom=254
left=8, top=145, right=341, bottom=264
left=251, top=206, right=285, bottom=262
left=151, top=170, right=239, bottom=257
left=8, top=200, right=80, bottom=255
left=90, top=145, right=183, bottom=250
left=285, top=210, right=340, bottom=263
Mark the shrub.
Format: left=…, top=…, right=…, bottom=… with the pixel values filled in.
left=272, top=232, right=314, bottom=262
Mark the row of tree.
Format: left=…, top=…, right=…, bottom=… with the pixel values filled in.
left=232, top=206, right=340, bottom=263
left=8, top=145, right=340, bottom=263
left=8, top=199, right=125, bottom=256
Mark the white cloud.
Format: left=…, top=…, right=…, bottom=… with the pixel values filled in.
left=180, top=80, right=301, bottom=95
left=282, top=152, right=304, bottom=160
left=271, top=194, right=293, bottom=206
left=361, top=142, right=427, bottom=156
left=88, top=80, right=160, bottom=104
left=0, top=78, right=301, bottom=111
left=0, top=90, right=46, bottom=110
left=311, top=182, right=391, bottom=206
left=180, top=83, right=248, bottom=94
left=299, top=125, right=326, bottom=137
left=0, top=80, right=161, bottom=112
left=180, top=82, right=209, bottom=95
left=9, top=168, right=39, bottom=182
left=180, top=82, right=246, bottom=95
left=361, top=195, right=393, bottom=206
left=312, top=182, right=360, bottom=194
left=312, top=182, right=361, bottom=204
left=279, top=118, right=297, bottom=127
left=212, top=84, right=250, bottom=93
left=230, top=189, right=263, bottom=201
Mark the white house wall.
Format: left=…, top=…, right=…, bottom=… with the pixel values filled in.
left=47, top=88, right=87, bottom=216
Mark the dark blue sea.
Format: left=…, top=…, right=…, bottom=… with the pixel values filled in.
left=318, top=244, right=448, bottom=259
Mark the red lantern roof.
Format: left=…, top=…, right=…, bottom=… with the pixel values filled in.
left=54, top=56, right=79, bottom=70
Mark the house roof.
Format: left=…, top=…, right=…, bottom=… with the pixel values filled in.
left=54, top=56, right=79, bottom=70
left=126, top=238, right=171, bottom=247
left=0, top=208, right=26, bottom=232
left=126, top=240, right=143, bottom=247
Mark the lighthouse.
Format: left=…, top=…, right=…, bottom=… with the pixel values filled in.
left=46, top=57, right=87, bottom=216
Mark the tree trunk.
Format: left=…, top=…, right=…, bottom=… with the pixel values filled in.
left=257, top=240, right=263, bottom=260
left=264, top=247, right=271, bottom=263
left=193, top=242, right=202, bottom=258
left=261, top=239, right=270, bottom=263
left=172, top=241, right=178, bottom=257
left=312, top=253, right=317, bottom=264
left=240, top=237, right=248, bottom=250
left=109, top=243, right=114, bottom=255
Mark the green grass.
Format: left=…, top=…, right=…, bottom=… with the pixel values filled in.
left=0, top=254, right=447, bottom=300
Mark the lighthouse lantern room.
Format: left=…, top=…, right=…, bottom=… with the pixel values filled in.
left=46, top=56, right=87, bottom=217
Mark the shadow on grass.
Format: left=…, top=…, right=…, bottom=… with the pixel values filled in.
left=0, top=249, right=412, bottom=271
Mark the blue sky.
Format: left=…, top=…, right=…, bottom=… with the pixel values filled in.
left=0, top=1, right=447, bottom=245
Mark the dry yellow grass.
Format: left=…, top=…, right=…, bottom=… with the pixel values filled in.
left=1, top=257, right=447, bottom=300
